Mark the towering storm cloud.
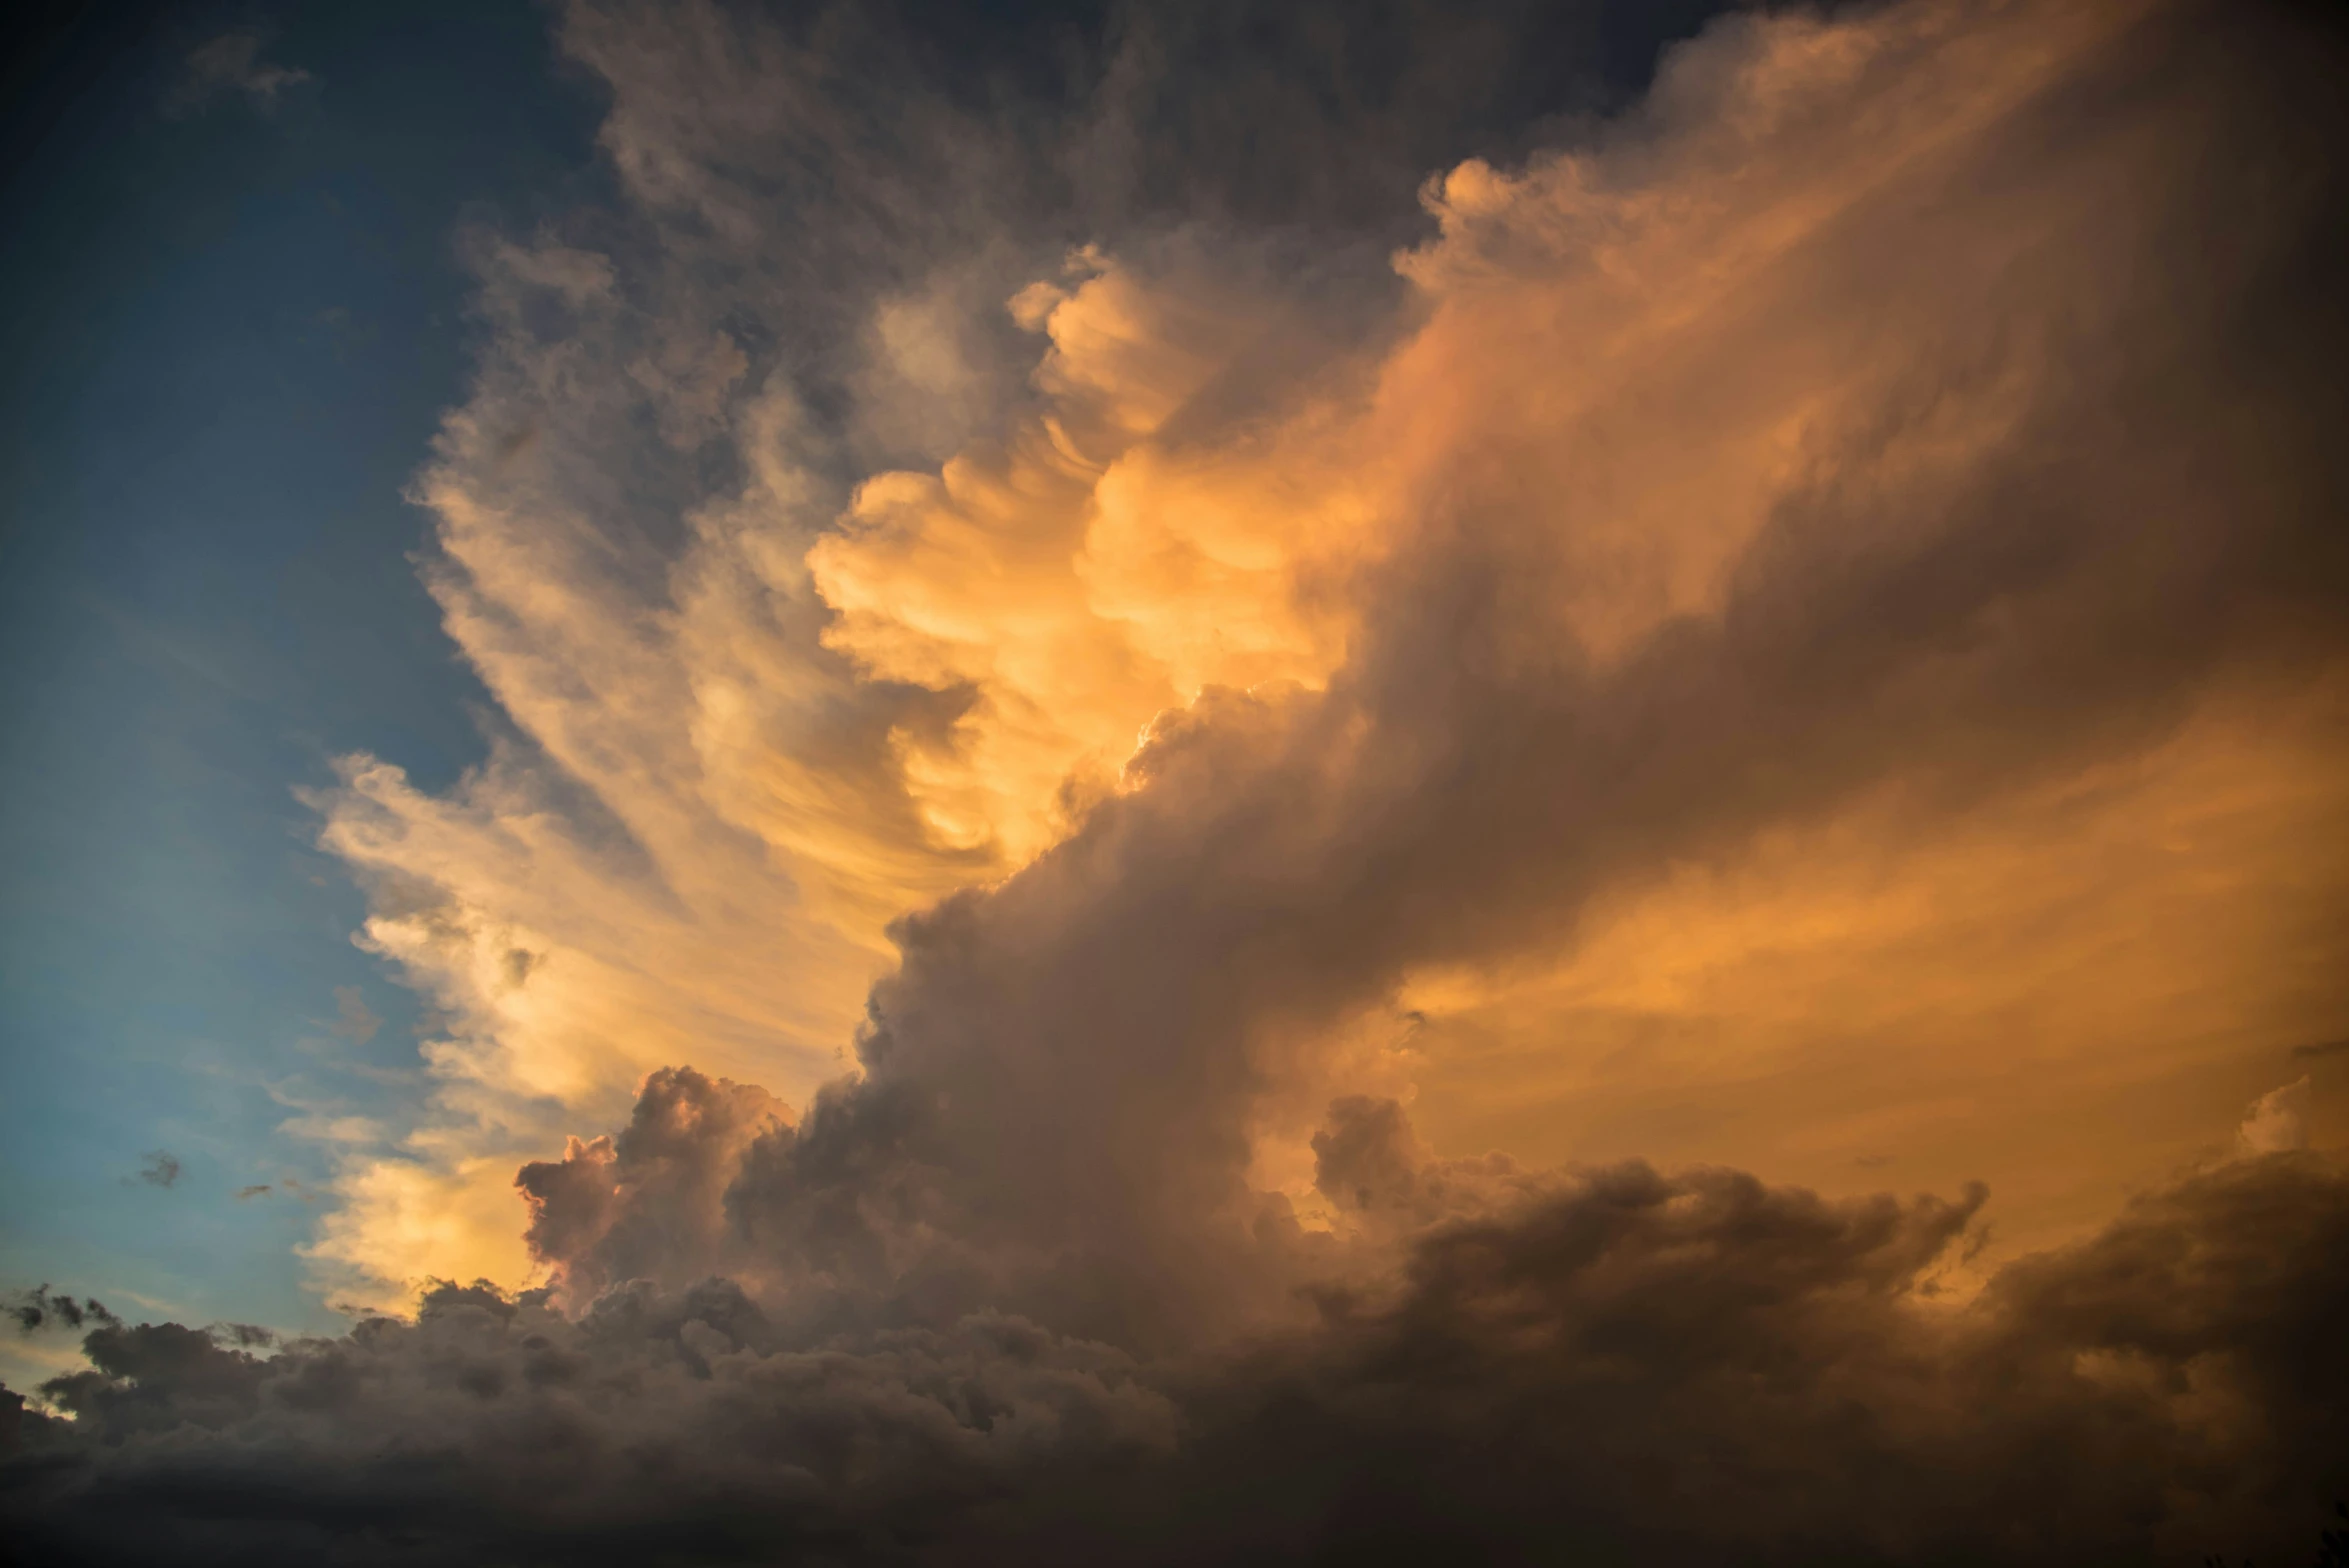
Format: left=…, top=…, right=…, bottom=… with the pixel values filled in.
left=6, top=0, right=2347, bottom=1561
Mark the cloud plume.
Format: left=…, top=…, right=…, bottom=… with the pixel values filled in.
left=291, top=0, right=2349, bottom=1316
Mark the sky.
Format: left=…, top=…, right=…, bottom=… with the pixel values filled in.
left=1, top=0, right=604, bottom=1367
left=2, top=0, right=2346, bottom=1563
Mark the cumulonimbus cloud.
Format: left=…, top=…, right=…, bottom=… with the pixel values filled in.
left=8, top=0, right=2348, bottom=1559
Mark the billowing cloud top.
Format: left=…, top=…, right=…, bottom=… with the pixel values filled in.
left=7, top=0, right=2349, bottom=1561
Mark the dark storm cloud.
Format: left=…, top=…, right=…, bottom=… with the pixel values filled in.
left=1057, top=1144, right=2349, bottom=1567
left=5, top=1137, right=2344, bottom=1564
left=1, top=1277, right=1177, bottom=1566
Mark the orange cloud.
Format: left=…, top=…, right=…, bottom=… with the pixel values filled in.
left=303, top=0, right=2347, bottom=1316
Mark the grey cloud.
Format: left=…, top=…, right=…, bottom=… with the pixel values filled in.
left=7, top=1286, right=120, bottom=1337
left=37, top=1323, right=272, bottom=1442
left=1048, top=1138, right=2349, bottom=1567
left=134, top=1151, right=180, bottom=1190
left=1312, top=1093, right=1539, bottom=1231
left=487, top=0, right=1741, bottom=565
left=3, top=1120, right=2342, bottom=1564
left=517, top=1066, right=793, bottom=1306
left=166, top=30, right=313, bottom=116
left=2, top=1277, right=1176, bottom=1566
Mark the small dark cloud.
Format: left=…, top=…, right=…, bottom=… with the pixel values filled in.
left=135, top=1151, right=181, bottom=1189
left=165, top=29, right=313, bottom=116
left=234, top=1184, right=273, bottom=1201
left=2291, top=1038, right=2349, bottom=1061
left=1854, top=1153, right=1894, bottom=1168
left=7, top=1285, right=120, bottom=1336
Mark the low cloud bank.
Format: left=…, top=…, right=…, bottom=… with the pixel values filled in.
left=5, top=1108, right=2344, bottom=1564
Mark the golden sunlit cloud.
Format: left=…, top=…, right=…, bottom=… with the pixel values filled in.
left=285, top=0, right=2348, bottom=1316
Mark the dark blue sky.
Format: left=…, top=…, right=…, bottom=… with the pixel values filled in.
left=0, top=0, right=600, bottom=1336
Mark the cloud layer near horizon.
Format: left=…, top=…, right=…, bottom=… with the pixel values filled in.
left=9, top=1132, right=2348, bottom=1564
left=8, top=0, right=2349, bottom=1559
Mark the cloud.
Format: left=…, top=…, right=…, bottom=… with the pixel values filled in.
left=515, top=1066, right=792, bottom=1307
left=542, top=0, right=2349, bottom=1359
left=266, top=1082, right=389, bottom=1148
left=295, top=0, right=1599, bottom=1307
left=309, top=0, right=2349, bottom=1320
left=4, top=1131, right=2343, bottom=1564
left=165, top=30, right=313, bottom=116
left=2240, top=1076, right=2314, bottom=1156
left=276, top=1114, right=387, bottom=1145
left=14, top=0, right=2344, bottom=1558
left=6, top=1287, right=120, bottom=1337
left=133, top=1152, right=180, bottom=1190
